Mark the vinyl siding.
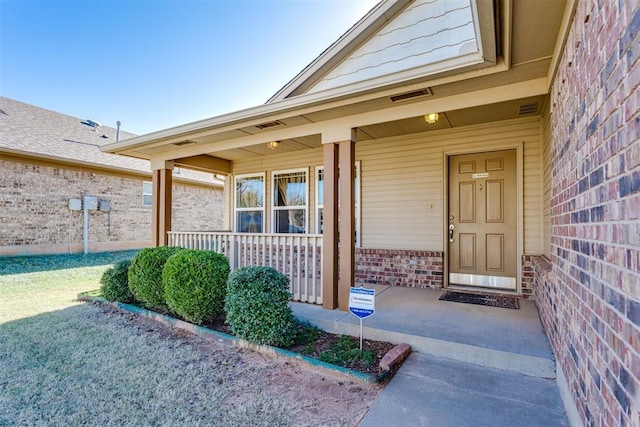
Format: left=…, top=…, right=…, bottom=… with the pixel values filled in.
left=358, top=117, right=542, bottom=252
left=231, top=117, right=543, bottom=254
left=309, top=0, right=479, bottom=93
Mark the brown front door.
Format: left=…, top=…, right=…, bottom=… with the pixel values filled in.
left=448, top=150, right=517, bottom=290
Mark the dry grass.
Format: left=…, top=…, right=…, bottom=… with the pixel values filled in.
left=0, top=251, right=379, bottom=426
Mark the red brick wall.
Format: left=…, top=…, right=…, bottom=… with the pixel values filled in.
left=355, top=248, right=444, bottom=288
left=536, top=1, right=640, bottom=425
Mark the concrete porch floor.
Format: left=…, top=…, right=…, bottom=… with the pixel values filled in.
left=290, top=285, right=556, bottom=379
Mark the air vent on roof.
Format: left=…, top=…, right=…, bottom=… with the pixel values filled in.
left=389, top=88, right=432, bottom=103
left=173, top=140, right=196, bottom=146
left=81, top=119, right=101, bottom=130
left=518, top=103, right=538, bottom=115
left=255, top=120, right=284, bottom=130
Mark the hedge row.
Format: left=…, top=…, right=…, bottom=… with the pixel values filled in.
left=99, top=247, right=295, bottom=346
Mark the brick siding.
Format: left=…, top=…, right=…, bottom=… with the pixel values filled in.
left=355, top=248, right=444, bottom=288
left=535, top=1, right=640, bottom=425
left=0, top=158, right=224, bottom=255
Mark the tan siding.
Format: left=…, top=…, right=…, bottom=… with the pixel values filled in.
left=358, top=118, right=542, bottom=252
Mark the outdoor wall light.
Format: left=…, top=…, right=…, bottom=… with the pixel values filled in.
left=424, top=112, right=439, bottom=124
left=267, top=141, right=280, bottom=150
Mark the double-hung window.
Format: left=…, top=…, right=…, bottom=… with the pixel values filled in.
left=142, top=181, right=153, bottom=207
left=272, top=169, right=307, bottom=234
left=235, top=174, right=265, bottom=233
left=315, top=162, right=361, bottom=245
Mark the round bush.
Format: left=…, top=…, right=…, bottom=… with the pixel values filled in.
left=225, top=266, right=296, bottom=347
left=163, top=249, right=230, bottom=325
left=100, top=259, right=135, bottom=303
left=128, top=246, right=183, bottom=310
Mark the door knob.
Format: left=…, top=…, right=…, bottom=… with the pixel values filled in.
left=448, top=224, right=455, bottom=242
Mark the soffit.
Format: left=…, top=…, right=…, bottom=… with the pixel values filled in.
left=511, top=0, right=567, bottom=65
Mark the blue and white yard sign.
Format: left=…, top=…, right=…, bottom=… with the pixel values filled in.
left=349, top=287, right=376, bottom=319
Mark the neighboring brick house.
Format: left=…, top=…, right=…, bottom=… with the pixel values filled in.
left=0, top=97, right=225, bottom=256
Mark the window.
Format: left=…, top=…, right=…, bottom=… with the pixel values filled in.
left=315, top=162, right=361, bottom=245
left=235, top=174, right=265, bottom=233
left=272, top=169, right=308, bottom=234
left=142, top=181, right=152, bottom=207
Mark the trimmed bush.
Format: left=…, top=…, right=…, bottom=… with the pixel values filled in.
left=163, top=249, right=230, bottom=325
left=99, top=259, right=135, bottom=303
left=225, top=266, right=296, bottom=347
left=128, top=246, right=183, bottom=310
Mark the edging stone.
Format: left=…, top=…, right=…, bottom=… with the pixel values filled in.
left=78, top=291, right=408, bottom=384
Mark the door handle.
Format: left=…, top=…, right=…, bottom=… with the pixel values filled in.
left=449, top=224, right=455, bottom=242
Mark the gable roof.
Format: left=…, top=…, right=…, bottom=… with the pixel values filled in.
left=269, top=0, right=497, bottom=102
left=0, top=97, right=222, bottom=186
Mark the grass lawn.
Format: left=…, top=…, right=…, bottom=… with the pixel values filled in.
left=0, top=251, right=378, bottom=426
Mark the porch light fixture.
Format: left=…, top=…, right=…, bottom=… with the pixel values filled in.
left=267, top=140, right=280, bottom=150
left=424, top=112, right=439, bottom=124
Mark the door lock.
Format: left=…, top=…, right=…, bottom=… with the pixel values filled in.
left=448, top=224, right=455, bottom=242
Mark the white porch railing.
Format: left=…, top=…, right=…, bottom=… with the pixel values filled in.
left=168, top=231, right=323, bottom=304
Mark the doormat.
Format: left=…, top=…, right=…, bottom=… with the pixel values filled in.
left=439, top=291, right=520, bottom=309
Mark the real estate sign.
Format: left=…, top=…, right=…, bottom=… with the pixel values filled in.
left=348, top=287, right=375, bottom=319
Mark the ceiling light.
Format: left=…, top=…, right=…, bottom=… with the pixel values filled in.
left=424, top=113, right=439, bottom=124
left=267, top=141, right=280, bottom=150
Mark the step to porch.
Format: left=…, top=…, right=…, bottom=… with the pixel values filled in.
left=290, top=285, right=556, bottom=379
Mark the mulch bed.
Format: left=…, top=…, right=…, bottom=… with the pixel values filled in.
left=439, top=291, right=520, bottom=309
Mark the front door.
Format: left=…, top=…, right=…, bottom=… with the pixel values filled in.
left=447, top=150, right=517, bottom=290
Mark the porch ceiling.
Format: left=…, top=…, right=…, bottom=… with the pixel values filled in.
left=102, top=0, right=567, bottom=166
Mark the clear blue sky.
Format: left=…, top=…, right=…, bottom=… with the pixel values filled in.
left=0, top=0, right=379, bottom=135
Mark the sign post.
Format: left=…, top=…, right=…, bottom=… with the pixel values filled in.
left=348, top=287, right=376, bottom=350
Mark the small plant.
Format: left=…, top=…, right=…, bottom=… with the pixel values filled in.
left=225, top=266, right=296, bottom=347
left=319, top=336, right=376, bottom=369
left=99, top=259, right=135, bottom=303
left=163, top=249, right=230, bottom=325
left=291, top=322, right=323, bottom=355
left=128, top=246, right=183, bottom=310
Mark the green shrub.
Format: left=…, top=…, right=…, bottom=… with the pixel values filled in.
left=99, top=259, right=135, bottom=303
left=225, top=266, right=296, bottom=347
left=128, top=246, right=183, bottom=310
left=163, top=249, right=230, bottom=324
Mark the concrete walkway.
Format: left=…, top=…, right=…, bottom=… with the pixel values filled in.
left=290, top=285, right=570, bottom=426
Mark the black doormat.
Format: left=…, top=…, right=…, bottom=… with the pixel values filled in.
left=439, top=291, right=520, bottom=309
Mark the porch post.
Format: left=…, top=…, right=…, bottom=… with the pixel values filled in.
left=322, top=143, right=339, bottom=309
left=338, top=133, right=356, bottom=311
left=151, top=160, right=173, bottom=247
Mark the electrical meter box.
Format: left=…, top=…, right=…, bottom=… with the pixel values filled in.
left=98, top=200, right=111, bottom=212
left=83, top=196, right=98, bottom=210
left=68, top=198, right=82, bottom=211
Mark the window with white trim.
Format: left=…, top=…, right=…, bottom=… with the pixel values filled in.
left=142, top=181, right=153, bottom=207
left=315, top=162, right=361, bottom=246
left=235, top=173, right=265, bottom=233
left=272, top=169, right=308, bottom=234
